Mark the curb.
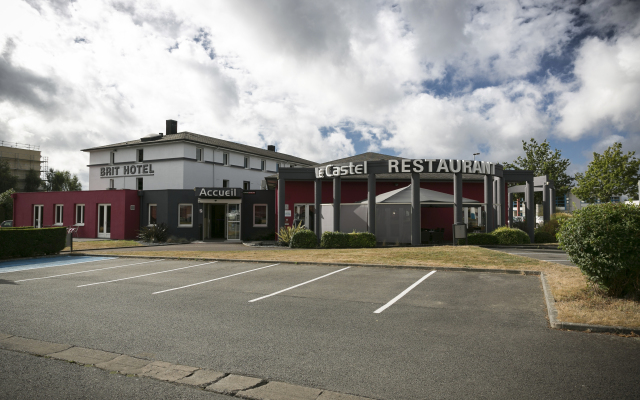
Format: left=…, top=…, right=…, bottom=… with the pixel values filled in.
left=480, top=245, right=561, bottom=250
left=0, top=333, right=375, bottom=400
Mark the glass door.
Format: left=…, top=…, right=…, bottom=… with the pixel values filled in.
left=98, top=204, right=111, bottom=238
left=33, top=205, right=43, bottom=228
left=293, top=204, right=315, bottom=231
left=226, top=204, right=240, bottom=240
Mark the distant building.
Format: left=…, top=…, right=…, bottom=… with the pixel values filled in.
left=0, top=141, right=47, bottom=191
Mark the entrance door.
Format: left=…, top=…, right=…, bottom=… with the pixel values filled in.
left=211, top=204, right=226, bottom=239
left=98, top=204, right=111, bottom=238
left=227, top=204, right=240, bottom=240
left=293, top=204, right=315, bottom=231
left=33, top=205, right=43, bottom=228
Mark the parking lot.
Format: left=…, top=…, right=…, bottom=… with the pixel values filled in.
left=489, top=247, right=576, bottom=267
left=1, top=256, right=639, bottom=399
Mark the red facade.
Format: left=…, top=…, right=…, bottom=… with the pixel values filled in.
left=12, top=190, right=141, bottom=240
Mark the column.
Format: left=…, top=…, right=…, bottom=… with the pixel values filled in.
left=411, top=172, right=421, bottom=246
left=508, top=192, right=513, bottom=227
left=525, top=179, right=535, bottom=242
left=453, top=172, right=463, bottom=223
left=484, top=175, right=493, bottom=232
left=496, top=176, right=504, bottom=227
left=368, top=173, right=376, bottom=235
left=542, top=183, right=550, bottom=224
left=278, top=178, right=285, bottom=233
left=549, top=187, right=556, bottom=216
left=333, top=176, right=341, bottom=232
left=314, top=179, right=322, bottom=243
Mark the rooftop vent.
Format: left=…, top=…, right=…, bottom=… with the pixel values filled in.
left=141, top=133, right=163, bottom=142
left=267, top=145, right=276, bottom=152
left=166, top=119, right=178, bottom=135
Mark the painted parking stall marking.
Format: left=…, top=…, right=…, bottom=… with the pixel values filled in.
left=15, top=259, right=165, bottom=282
left=249, top=267, right=351, bottom=302
left=77, top=261, right=218, bottom=288
left=374, top=270, right=437, bottom=314
left=0, top=256, right=116, bottom=274
left=153, top=263, right=280, bottom=294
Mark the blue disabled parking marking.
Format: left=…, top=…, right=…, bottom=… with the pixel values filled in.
left=0, top=256, right=117, bottom=274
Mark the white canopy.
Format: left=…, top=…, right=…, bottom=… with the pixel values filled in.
left=359, top=185, right=481, bottom=205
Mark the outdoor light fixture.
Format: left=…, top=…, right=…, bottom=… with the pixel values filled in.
left=473, top=152, right=480, bottom=160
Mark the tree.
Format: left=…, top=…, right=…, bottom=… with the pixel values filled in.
left=23, top=169, right=43, bottom=192
left=45, top=168, right=82, bottom=191
left=0, top=160, right=18, bottom=193
left=0, top=189, right=15, bottom=222
left=503, top=138, right=574, bottom=202
left=573, top=142, right=640, bottom=204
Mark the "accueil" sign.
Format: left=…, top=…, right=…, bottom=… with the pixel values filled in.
left=196, top=187, right=243, bottom=199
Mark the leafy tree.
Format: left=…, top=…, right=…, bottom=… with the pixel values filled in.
left=0, top=188, right=15, bottom=222
left=45, top=168, right=82, bottom=191
left=573, top=142, right=640, bottom=203
left=23, top=169, right=43, bottom=192
left=503, top=138, right=574, bottom=203
left=0, top=160, right=18, bottom=193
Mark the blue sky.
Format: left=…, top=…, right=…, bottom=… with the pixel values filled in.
left=1, top=0, right=639, bottom=188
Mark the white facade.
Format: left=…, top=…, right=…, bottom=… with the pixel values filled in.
left=87, top=139, right=305, bottom=191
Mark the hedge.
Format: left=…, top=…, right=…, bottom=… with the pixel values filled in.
left=558, top=203, right=640, bottom=298
left=534, top=231, right=556, bottom=243
left=491, top=226, right=530, bottom=245
left=0, top=227, right=67, bottom=259
left=466, top=233, right=499, bottom=245
left=290, top=229, right=318, bottom=248
left=320, top=231, right=377, bottom=248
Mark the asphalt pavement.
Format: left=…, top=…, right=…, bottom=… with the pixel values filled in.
left=488, top=247, right=577, bottom=267
left=1, top=256, right=638, bottom=399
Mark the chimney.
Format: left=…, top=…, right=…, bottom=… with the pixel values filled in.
left=166, top=119, right=177, bottom=135
left=267, top=145, right=276, bottom=152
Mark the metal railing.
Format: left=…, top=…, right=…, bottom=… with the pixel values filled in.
left=0, top=141, right=40, bottom=150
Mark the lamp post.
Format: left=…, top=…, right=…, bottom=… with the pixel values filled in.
left=473, top=152, right=480, bottom=160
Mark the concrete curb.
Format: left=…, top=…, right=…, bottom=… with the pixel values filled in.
left=0, top=333, right=375, bottom=400
left=539, top=273, right=638, bottom=335
left=480, top=244, right=561, bottom=250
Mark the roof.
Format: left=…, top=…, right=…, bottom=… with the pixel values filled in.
left=313, top=152, right=402, bottom=167
left=81, top=131, right=316, bottom=166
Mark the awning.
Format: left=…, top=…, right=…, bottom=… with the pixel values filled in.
left=358, top=185, right=482, bottom=205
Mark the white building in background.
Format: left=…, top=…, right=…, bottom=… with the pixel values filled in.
left=83, top=120, right=315, bottom=191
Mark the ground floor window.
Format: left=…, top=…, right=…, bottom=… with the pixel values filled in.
left=55, top=204, right=64, bottom=225
left=149, top=204, right=157, bottom=225
left=75, top=204, right=85, bottom=225
left=33, top=205, right=43, bottom=228
left=178, top=204, right=193, bottom=227
left=253, top=204, right=267, bottom=227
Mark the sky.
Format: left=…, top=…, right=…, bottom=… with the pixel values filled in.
left=1, top=0, right=639, bottom=189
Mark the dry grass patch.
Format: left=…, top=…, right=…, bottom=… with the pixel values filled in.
left=64, top=240, right=142, bottom=251
left=86, top=246, right=639, bottom=329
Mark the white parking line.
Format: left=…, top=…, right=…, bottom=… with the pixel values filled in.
left=153, top=263, right=280, bottom=294
left=77, top=261, right=218, bottom=287
left=249, top=267, right=351, bottom=303
left=15, top=260, right=165, bottom=282
left=374, top=270, right=437, bottom=314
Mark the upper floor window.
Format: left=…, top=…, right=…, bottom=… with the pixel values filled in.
left=137, top=149, right=144, bottom=163
left=223, top=153, right=229, bottom=166
left=244, top=157, right=249, bottom=169
left=243, top=181, right=250, bottom=190
left=222, top=179, right=229, bottom=188
left=196, top=148, right=204, bottom=162
left=137, top=177, right=143, bottom=191
left=109, top=179, right=114, bottom=189
left=261, top=160, right=266, bottom=171
left=110, top=152, right=115, bottom=165
left=55, top=204, right=63, bottom=225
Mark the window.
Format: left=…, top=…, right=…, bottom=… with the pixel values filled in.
left=137, top=149, right=144, bottom=163
left=109, top=179, right=114, bottom=189
left=261, top=160, right=266, bottom=171
left=196, top=148, right=203, bottom=162
left=55, top=204, right=63, bottom=225
left=222, top=179, right=229, bottom=188
left=276, top=163, right=280, bottom=170
left=110, top=152, right=115, bottom=165
left=178, top=204, right=193, bottom=227
left=244, top=157, right=249, bottom=169
left=243, top=181, right=250, bottom=190
left=253, top=204, right=267, bottom=227
left=223, top=153, right=229, bottom=165
left=75, top=204, right=85, bottom=225
left=137, top=177, right=143, bottom=190
left=148, top=204, right=157, bottom=225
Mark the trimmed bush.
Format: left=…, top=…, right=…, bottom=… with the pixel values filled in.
left=0, top=227, right=66, bottom=259
left=534, top=231, right=556, bottom=243
left=491, top=226, right=530, bottom=245
left=321, top=231, right=350, bottom=248
left=466, top=233, right=499, bottom=245
left=290, top=229, right=317, bottom=248
left=137, top=223, right=169, bottom=243
left=558, top=203, right=640, bottom=298
left=349, top=232, right=376, bottom=248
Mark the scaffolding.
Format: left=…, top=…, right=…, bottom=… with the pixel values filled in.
left=0, top=141, right=47, bottom=190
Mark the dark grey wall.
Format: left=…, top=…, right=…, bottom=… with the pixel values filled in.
left=140, top=190, right=201, bottom=240
left=241, top=190, right=276, bottom=241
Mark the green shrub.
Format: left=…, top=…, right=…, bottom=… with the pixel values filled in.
left=558, top=203, right=640, bottom=298
left=277, top=221, right=304, bottom=246
left=466, top=233, right=500, bottom=245
left=0, top=227, right=66, bottom=259
left=348, top=232, right=376, bottom=248
left=534, top=231, right=556, bottom=243
left=137, top=223, right=169, bottom=243
left=290, top=229, right=317, bottom=248
left=321, top=231, right=350, bottom=248
left=491, top=226, right=530, bottom=244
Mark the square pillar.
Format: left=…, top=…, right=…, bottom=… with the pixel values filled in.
left=333, top=176, right=341, bottom=232
left=368, top=173, right=376, bottom=235
left=542, top=183, right=550, bottom=224
left=496, top=176, right=504, bottom=227
left=453, top=172, right=463, bottom=223
left=484, top=175, right=493, bottom=232
left=525, top=179, right=535, bottom=242
left=411, top=172, right=421, bottom=245
left=278, top=178, right=285, bottom=233
left=548, top=187, right=556, bottom=217
left=314, top=179, right=322, bottom=243
left=508, top=192, right=513, bottom=227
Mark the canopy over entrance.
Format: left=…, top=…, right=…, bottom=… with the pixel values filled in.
left=359, top=185, right=482, bottom=205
